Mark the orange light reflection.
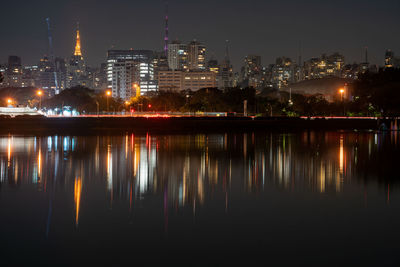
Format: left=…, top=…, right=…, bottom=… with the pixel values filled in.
left=74, top=177, right=82, bottom=225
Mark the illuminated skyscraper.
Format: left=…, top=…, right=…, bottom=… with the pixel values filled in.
left=243, top=55, right=261, bottom=79
left=240, top=55, right=262, bottom=88
left=6, top=56, right=23, bottom=87
left=187, top=41, right=206, bottom=71
left=168, top=41, right=188, bottom=71
left=207, top=59, right=219, bottom=74
left=37, top=56, right=66, bottom=90
left=217, top=41, right=234, bottom=89
left=108, top=60, right=140, bottom=100
left=385, top=49, right=395, bottom=68
left=107, top=50, right=158, bottom=97
left=272, top=57, right=294, bottom=89
left=303, top=53, right=345, bottom=80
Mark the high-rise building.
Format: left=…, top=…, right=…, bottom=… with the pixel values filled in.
left=107, top=50, right=158, bottom=98
left=243, top=55, right=261, bottom=79
left=92, top=63, right=108, bottom=91
left=385, top=49, right=394, bottom=68
left=207, top=59, right=219, bottom=74
left=217, top=63, right=234, bottom=89
left=326, top=53, right=345, bottom=76
left=342, top=63, right=360, bottom=79
left=187, top=41, right=206, bottom=71
left=109, top=61, right=140, bottom=100
left=304, top=53, right=345, bottom=80
left=272, top=57, right=294, bottom=89
left=260, top=65, right=274, bottom=89
left=22, top=65, right=39, bottom=88
left=7, top=56, right=22, bottom=70
left=168, top=41, right=188, bottom=71
left=152, top=51, right=169, bottom=84
left=359, top=47, right=370, bottom=74
left=241, top=55, right=262, bottom=88
left=6, top=56, right=23, bottom=87
left=55, top=57, right=67, bottom=89
left=384, top=49, right=399, bottom=69
left=217, top=42, right=234, bottom=89
left=0, top=65, right=6, bottom=88
left=36, top=56, right=65, bottom=91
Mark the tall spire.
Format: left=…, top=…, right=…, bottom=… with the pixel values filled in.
left=164, top=2, right=169, bottom=57
left=224, top=40, right=230, bottom=63
left=74, top=22, right=82, bottom=57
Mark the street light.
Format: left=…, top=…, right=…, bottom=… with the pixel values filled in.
left=106, top=90, right=112, bottom=112
left=37, top=90, right=43, bottom=110
left=339, top=88, right=345, bottom=101
left=133, top=83, right=140, bottom=98
left=123, top=101, right=130, bottom=115
left=7, top=98, right=12, bottom=106
left=339, top=88, right=345, bottom=116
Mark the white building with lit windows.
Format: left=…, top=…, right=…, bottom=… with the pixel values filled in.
left=107, top=50, right=158, bottom=98
left=108, top=60, right=139, bottom=100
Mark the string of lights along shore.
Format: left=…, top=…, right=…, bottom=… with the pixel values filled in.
left=0, top=3, right=399, bottom=103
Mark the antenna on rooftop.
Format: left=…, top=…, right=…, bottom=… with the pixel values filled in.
left=164, top=1, right=169, bottom=57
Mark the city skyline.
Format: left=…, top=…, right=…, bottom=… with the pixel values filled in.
left=2, top=1, right=400, bottom=266
left=1, top=0, right=399, bottom=69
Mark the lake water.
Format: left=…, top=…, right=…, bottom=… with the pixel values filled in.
left=0, top=131, right=399, bottom=266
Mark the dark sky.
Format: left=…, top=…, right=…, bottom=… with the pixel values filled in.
left=1, top=0, right=399, bottom=70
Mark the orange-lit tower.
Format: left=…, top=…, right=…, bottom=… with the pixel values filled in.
left=74, top=23, right=82, bottom=57
left=66, top=22, right=87, bottom=88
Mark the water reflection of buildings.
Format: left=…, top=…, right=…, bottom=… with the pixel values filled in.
left=0, top=132, right=398, bottom=225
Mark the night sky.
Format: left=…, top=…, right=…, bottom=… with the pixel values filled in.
left=1, top=0, right=399, bottom=70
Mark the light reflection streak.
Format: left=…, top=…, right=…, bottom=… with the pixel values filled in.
left=47, top=137, right=52, bottom=152
left=107, top=145, right=112, bottom=191
left=125, top=134, right=128, bottom=159
left=0, top=132, right=398, bottom=223
left=339, top=136, right=344, bottom=175
left=7, top=136, right=11, bottom=167
left=14, top=160, right=18, bottom=183
left=338, top=135, right=344, bottom=192
left=319, top=162, right=326, bottom=193
left=74, top=177, right=82, bottom=225
left=38, top=145, right=42, bottom=182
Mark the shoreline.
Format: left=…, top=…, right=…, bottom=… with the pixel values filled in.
left=0, top=116, right=384, bottom=135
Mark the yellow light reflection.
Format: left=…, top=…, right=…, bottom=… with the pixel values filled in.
left=74, top=177, right=82, bottom=225
left=319, top=162, right=326, bottom=193
left=125, top=134, right=128, bottom=159
left=38, top=146, right=42, bottom=180
left=337, top=135, right=344, bottom=192
left=134, top=143, right=140, bottom=177
left=339, top=136, right=344, bottom=175
left=197, top=172, right=204, bottom=204
left=7, top=137, right=11, bottom=167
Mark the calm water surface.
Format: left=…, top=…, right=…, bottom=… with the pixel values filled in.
left=0, top=131, right=399, bottom=266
